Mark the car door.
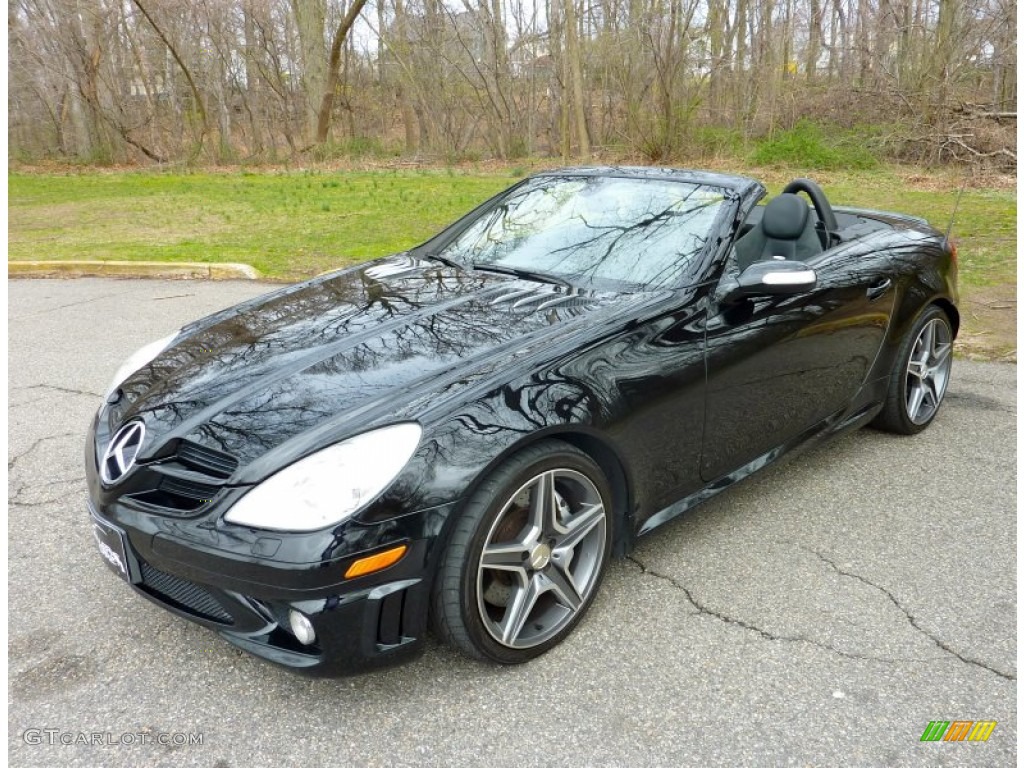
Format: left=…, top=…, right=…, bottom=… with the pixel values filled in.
left=601, top=287, right=711, bottom=519
left=699, top=239, right=896, bottom=482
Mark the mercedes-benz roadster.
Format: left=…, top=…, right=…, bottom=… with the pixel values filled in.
left=86, top=168, right=958, bottom=675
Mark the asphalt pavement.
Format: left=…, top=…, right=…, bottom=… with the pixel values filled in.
left=8, top=278, right=1017, bottom=767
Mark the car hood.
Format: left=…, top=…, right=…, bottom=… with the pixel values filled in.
left=110, top=255, right=640, bottom=480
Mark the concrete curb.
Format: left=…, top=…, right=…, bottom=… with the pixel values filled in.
left=8, top=260, right=261, bottom=280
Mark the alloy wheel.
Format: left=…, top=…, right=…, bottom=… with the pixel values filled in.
left=905, top=317, right=952, bottom=425
left=475, top=469, right=607, bottom=649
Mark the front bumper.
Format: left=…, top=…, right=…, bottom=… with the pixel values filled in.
left=85, top=417, right=456, bottom=677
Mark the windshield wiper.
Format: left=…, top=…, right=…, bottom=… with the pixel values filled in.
left=423, top=252, right=466, bottom=271
left=471, top=263, right=573, bottom=288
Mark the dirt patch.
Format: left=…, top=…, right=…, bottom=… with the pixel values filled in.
left=957, top=284, right=1017, bottom=361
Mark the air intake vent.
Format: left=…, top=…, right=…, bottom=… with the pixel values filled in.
left=139, top=562, right=233, bottom=624
left=162, top=475, right=219, bottom=503
left=126, top=472, right=221, bottom=515
left=377, top=589, right=406, bottom=647
left=364, top=260, right=420, bottom=280
left=489, top=287, right=593, bottom=313
left=509, top=293, right=594, bottom=312
left=489, top=287, right=541, bottom=305
left=176, top=441, right=238, bottom=479
left=115, top=441, right=234, bottom=517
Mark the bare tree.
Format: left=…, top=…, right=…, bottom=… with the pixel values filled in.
left=7, top=0, right=1015, bottom=166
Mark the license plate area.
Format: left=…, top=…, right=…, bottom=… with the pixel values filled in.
left=90, top=508, right=140, bottom=584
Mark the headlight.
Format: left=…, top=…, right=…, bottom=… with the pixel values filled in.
left=223, top=423, right=423, bottom=532
left=104, top=332, right=179, bottom=400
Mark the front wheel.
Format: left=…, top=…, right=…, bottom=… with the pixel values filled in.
left=873, top=305, right=953, bottom=434
left=431, top=441, right=612, bottom=664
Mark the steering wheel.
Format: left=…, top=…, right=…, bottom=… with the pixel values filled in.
left=782, top=178, right=839, bottom=248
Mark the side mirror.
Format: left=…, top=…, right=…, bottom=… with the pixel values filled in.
left=717, top=260, right=817, bottom=304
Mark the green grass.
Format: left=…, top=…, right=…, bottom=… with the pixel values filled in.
left=752, top=121, right=879, bottom=170
left=8, top=169, right=513, bottom=279
left=8, top=166, right=1015, bottom=288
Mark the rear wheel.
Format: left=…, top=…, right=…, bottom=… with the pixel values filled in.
left=873, top=305, right=953, bottom=434
left=431, top=441, right=612, bottom=664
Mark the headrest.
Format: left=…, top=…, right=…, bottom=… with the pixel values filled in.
left=762, top=193, right=810, bottom=240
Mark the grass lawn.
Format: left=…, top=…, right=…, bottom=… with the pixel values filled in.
left=8, top=169, right=513, bottom=279
left=8, top=165, right=1016, bottom=356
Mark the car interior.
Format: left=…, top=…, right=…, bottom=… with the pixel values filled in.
left=734, top=178, right=893, bottom=270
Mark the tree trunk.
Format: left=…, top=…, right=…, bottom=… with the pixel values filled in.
left=243, top=4, right=264, bottom=154
left=315, top=0, right=370, bottom=144
left=563, top=0, right=590, bottom=157
left=806, top=0, right=821, bottom=81
left=292, top=0, right=328, bottom=144
left=857, top=0, right=870, bottom=86
left=734, top=0, right=748, bottom=124
left=131, top=0, right=209, bottom=152
left=393, top=0, right=419, bottom=152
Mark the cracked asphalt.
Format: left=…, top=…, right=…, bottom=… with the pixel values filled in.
left=8, top=278, right=1017, bottom=767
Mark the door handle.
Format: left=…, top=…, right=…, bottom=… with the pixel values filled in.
left=867, top=278, right=892, bottom=300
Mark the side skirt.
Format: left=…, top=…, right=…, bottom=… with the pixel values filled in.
left=634, top=399, right=884, bottom=539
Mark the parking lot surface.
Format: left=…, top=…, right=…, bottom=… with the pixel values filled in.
left=8, top=278, right=1016, bottom=766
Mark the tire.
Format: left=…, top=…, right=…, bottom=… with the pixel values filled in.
left=872, top=305, right=954, bottom=435
left=431, top=440, right=613, bottom=664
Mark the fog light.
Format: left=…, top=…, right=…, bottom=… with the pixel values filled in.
left=288, top=610, right=316, bottom=646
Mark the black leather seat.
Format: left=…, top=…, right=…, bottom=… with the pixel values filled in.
left=734, top=193, right=823, bottom=270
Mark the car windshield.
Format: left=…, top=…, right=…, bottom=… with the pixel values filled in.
left=435, top=175, right=728, bottom=291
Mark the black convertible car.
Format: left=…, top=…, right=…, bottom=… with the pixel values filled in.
left=86, top=168, right=958, bottom=675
